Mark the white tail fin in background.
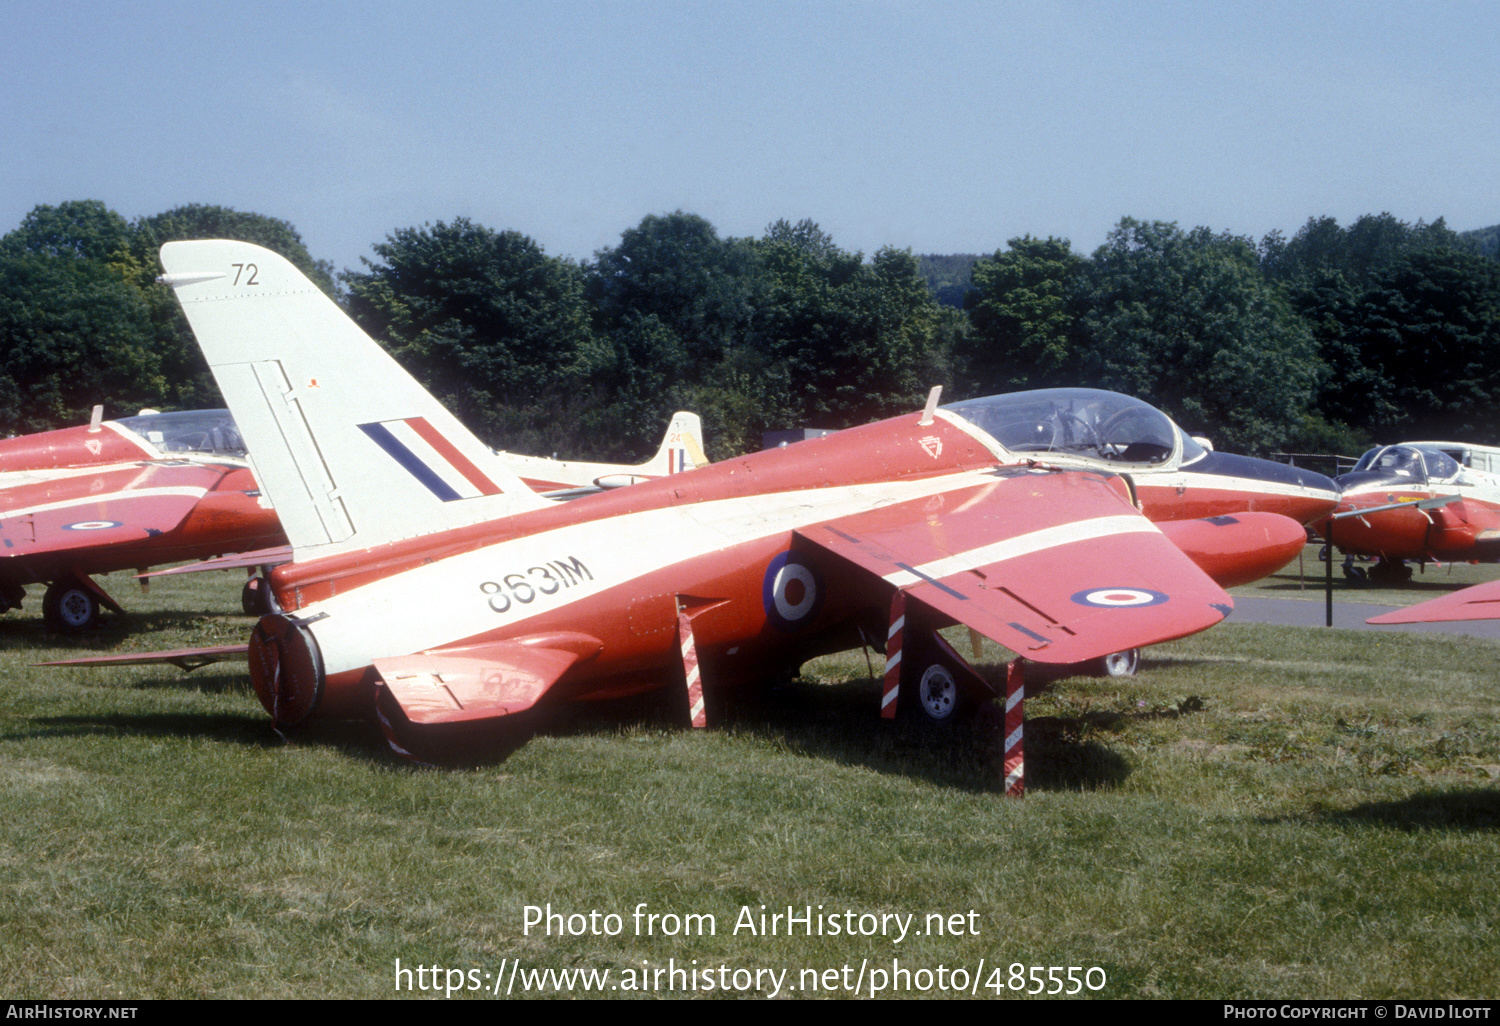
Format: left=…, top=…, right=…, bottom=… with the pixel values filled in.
left=497, top=411, right=706, bottom=494
left=158, top=240, right=549, bottom=559
left=645, top=411, right=706, bottom=477
left=586, top=411, right=706, bottom=489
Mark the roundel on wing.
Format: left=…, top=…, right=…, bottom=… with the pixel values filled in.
left=762, top=552, right=823, bottom=631
left=1071, top=587, right=1169, bottom=608
left=63, top=520, right=123, bottom=531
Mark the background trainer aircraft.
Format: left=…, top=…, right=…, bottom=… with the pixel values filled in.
left=62, top=239, right=1316, bottom=765
left=499, top=412, right=705, bottom=496
left=0, top=408, right=285, bottom=629
left=1323, top=442, right=1500, bottom=583
left=940, top=388, right=1339, bottom=531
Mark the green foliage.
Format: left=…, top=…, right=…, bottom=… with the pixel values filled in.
left=136, top=204, right=337, bottom=297
left=584, top=212, right=762, bottom=456
left=0, top=200, right=134, bottom=263
left=750, top=224, right=944, bottom=434
left=5, top=198, right=1498, bottom=461
left=0, top=252, right=165, bottom=433
left=917, top=253, right=979, bottom=308
left=1265, top=216, right=1498, bottom=443
left=1461, top=223, right=1499, bottom=260
left=1351, top=249, right=1500, bottom=440
left=1076, top=219, right=1322, bottom=454
left=959, top=235, right=1083, bottom=397
left=344, top=218, right=599, bottom=454
left=1261, top=213, right=1463, bottom=290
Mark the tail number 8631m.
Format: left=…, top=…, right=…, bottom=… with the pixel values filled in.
left=480, top=556, right=593, bottom=614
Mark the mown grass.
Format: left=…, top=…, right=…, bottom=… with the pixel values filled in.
left=1, top=568, right=1498, bottom=999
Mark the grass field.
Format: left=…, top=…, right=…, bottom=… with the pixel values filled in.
left=2, top=562, right=1498, bottom=1000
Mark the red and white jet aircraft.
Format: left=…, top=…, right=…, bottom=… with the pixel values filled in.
left=1322, top=442, right=1500, bottom=583
left=0, top=408, right=286, bottom=629
left=70, top=240, right=1314, bottom=761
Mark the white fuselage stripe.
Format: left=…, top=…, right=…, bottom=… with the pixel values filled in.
left=302, top=470, right=1081, bottom=674
left=0, top=486, right=211, bottom=520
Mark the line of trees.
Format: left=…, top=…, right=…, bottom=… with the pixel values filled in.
left=3, top=200, right=1497, bottom=461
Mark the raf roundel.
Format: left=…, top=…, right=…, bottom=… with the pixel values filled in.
left=762, top=552, right=823, bottom=631
left=62, top=520, right=123, bottom=532
left=1071, top=587, right=1169, bottom=608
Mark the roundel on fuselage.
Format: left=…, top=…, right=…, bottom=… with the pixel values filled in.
left=762, top=552, right=823, bottom=631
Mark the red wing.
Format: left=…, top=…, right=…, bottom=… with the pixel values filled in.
left=373, top=631, right=603, bottom=726
left=798, top=470, right=1232, bottom=663
left=1367, top=580, right=1500, bottom=625
left=1, top=462, right=224, bottom=557
left=39, top=646, right=248, bottom=671
left=138, top=544, right=294, bottom=578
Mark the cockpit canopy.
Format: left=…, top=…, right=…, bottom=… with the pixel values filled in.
left=941, top=388, right=1201, bottom=468
left=1348, top=444, right=1463, bottom=486
left=115, top=409, right=246, bottom=457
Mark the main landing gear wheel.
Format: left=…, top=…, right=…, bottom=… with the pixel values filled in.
left=916, top=663, right=964, bottom=724
left=241, top=577, right=280, bottom=616
left=1095, top=648, right=1140, bottom=678
left=43, top=577, right=101, bottom=632
left=903, top=650, right=979, bottom=726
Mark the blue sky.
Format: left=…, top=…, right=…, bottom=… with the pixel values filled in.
left=3, top=0, right=1495, bottom=274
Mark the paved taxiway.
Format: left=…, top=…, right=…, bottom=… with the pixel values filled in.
left=1228, top=595, right=1500, bottom=640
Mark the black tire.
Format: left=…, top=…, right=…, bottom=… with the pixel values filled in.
left=43, top=577, right=101, bottom=632
left=242, top=577, right=280, bottom=616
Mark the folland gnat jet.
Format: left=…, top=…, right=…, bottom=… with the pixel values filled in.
left=145, top=410, right=711, bottom=614
left=0, top=407, right=285, bottom=629
left=54, top=241, right=1311, bottom=763
left=1322, top=442, right=1500, bottom=584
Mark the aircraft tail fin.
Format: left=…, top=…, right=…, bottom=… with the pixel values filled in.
left=644, top=411, right=705, bottom=476
left=158, top=240, right=550, bottom=559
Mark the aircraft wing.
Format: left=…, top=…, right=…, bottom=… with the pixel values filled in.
left=39, top=645, right=248, bottom=671
left=1, top=463, right=225, bottom=560
left=1366, top=580, right=1500, bottom=625
left=137, top=545, right=294, bottom=578
left=798, top=470, right=1232, bottom=664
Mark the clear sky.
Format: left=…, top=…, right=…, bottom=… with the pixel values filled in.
left=2, top=0, right=1495, bottom=274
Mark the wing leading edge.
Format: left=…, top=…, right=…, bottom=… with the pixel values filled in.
left=1367, top=579, right=1500, bottom=625
left=798, top=470, right=1232, bottom=664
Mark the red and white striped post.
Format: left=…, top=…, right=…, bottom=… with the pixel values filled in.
left=677, top=608, right=706, bottom=728
left=882, top=589, right=905, bottom=719
left=1003, top=659, right=1024, bottom=796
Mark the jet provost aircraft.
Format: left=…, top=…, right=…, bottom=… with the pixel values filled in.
left=500, top=412, right=706, bottom=496
left=0, top=408, right=286, bottom=629
left=1323, top=442, right=1500, bottom=583
left=103, top=240, right=1311, bottom=762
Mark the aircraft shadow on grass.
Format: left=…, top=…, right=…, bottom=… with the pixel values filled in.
left=1313, top=789, right=1500, bottom=833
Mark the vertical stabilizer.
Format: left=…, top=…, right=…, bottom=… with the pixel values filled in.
left=640, top=411, right=705, bottom=476
left=159, top=240, right=549, bottom=558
